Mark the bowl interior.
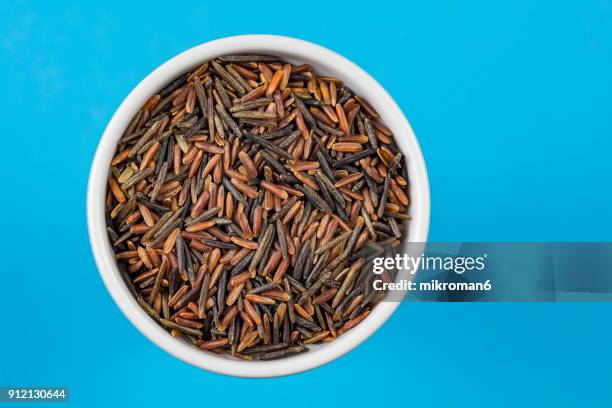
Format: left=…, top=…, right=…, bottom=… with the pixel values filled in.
left=88, top=35, right=430, bottom=377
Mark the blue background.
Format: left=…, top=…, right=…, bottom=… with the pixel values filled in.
left=2, top=0, right=612, bottom=406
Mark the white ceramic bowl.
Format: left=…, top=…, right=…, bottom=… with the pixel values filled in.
left=87, top=34, right=430, bottom=377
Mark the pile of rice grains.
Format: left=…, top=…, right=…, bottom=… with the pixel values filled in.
left=106, top=54, right=410, bottom=360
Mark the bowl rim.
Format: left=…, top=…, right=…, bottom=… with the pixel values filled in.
left=87, top=34, right=430, bottom=378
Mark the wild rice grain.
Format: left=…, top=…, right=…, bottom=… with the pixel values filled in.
left=106, top=53, right=409, bottom=360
